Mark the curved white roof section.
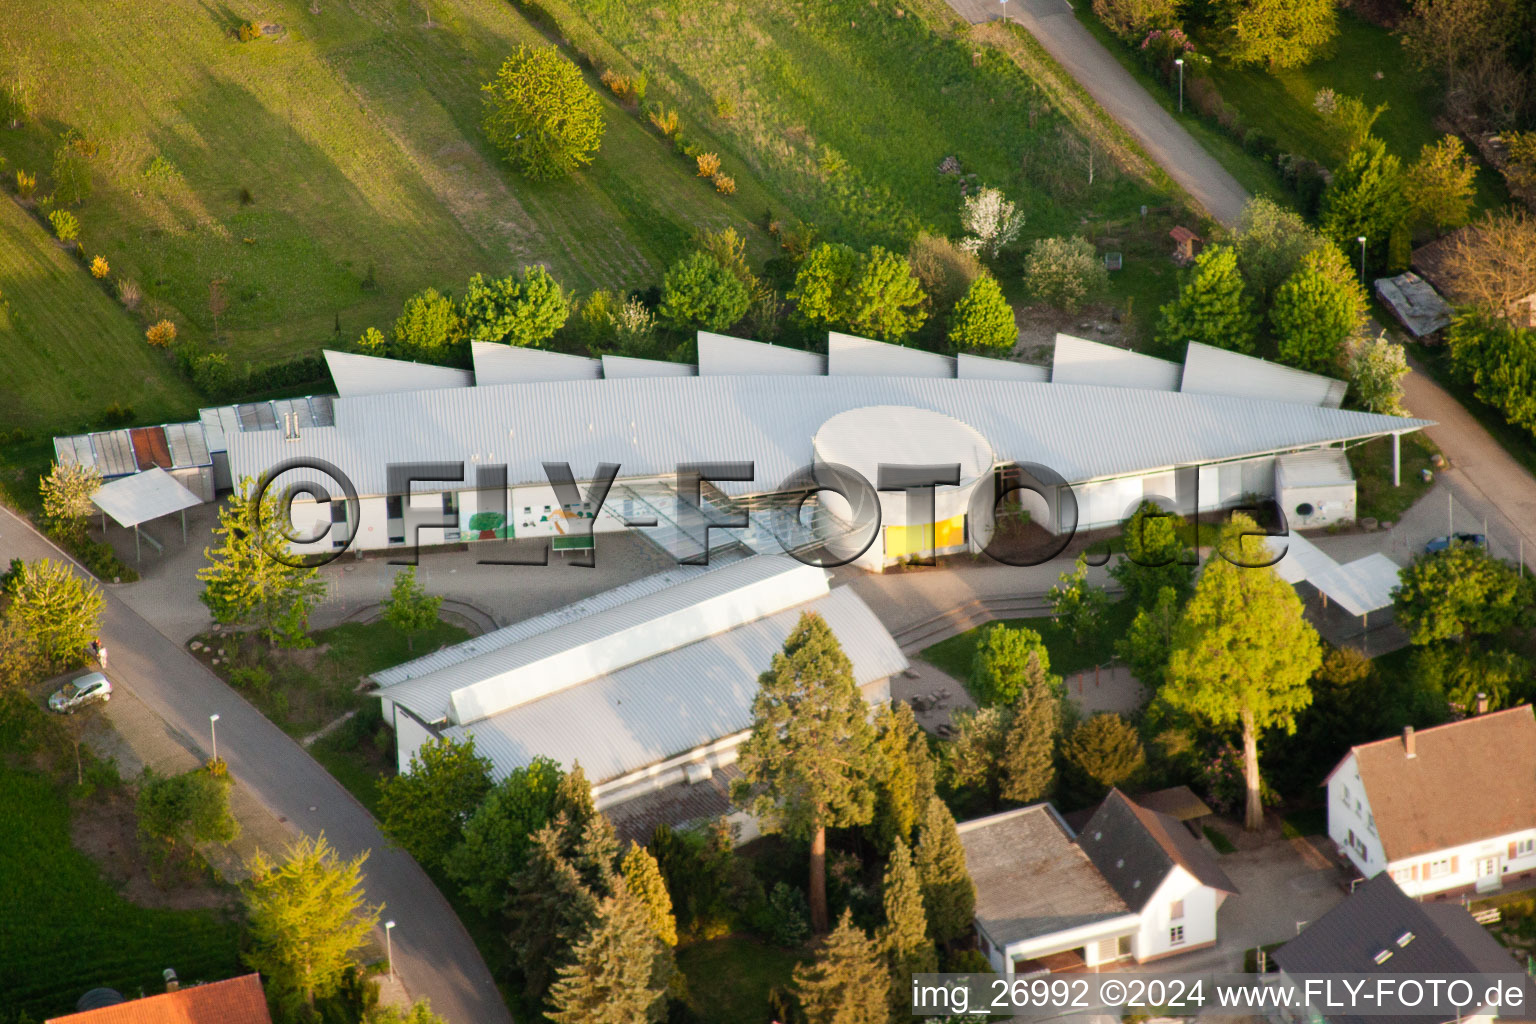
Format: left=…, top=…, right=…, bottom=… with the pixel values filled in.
left=814, top=404, right=994, bottom=484
left=698, top=332, right=827, bottom=376
left=323, top=350, right=474, bottom=398
left=1180, top=341, right=1346, bottom=408
left=829, top=332, right=957, bottom=378
left=472, top=341, right=600, bottom=385
left=1051, top=333, right=1181, bottom=391
left=602, top=354, right=697, bottom=378
left=958, top=352, right=1050, bottom=382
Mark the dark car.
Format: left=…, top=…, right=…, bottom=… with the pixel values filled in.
left=1425, top=533, right=1486, bottom=554
left=48, top=672, right=112, bottom=714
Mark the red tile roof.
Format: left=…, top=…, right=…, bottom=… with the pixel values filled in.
left=46, top=974, right=271, bottom=1024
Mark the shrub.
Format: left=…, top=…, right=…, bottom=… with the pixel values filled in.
left=599, top=68, right=634, bottom=102
left=191, top=352, right=236, bottom=395
left=116, top=278, right=142, bottom=310
left=89, top=256, right=109, bottom=279
left=48, top=209, right=80, bottom=242
left=714, top=92, right=737, bottom=119
left=143, top=154, right=180, bottom=183
left=236, top=21, right=262, bottom=41
left=695, top=152, right=721, bottom=178
left=1095, top=0, right=1178, bottom=42
left=760, top=882, right=811, bottom=948
left=647, top=104, right=680, bottom=137
left=14, top=169, right=35, bottom=199
left=948, top=274, right=1017, bottom=351
left=229, top=664, right=272, bottom=697
left=658, top=251, right=750, bottom=331
left=482, top=45, right=606, bottom=181
left=711, top=173, right=736, bottom=195
left=908, top=232, right=983, bottom=316
left=1023, top=235, right=1107, bottom=312
left=145, top=320, right=177, bottom=347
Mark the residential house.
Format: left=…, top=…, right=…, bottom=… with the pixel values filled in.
left=46, top=974, right=272, bottom=1024
left=1325, top=706, right=1536, bottom=899
left=1412, top=228, right=1536, bottom=329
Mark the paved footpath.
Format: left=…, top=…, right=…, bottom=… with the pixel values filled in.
left=0, top=505, right=512, bottom=1024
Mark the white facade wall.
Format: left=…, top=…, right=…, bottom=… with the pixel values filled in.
left=1279, top=481, right=1356, bottom=529
left=1328, top=755, right=1390, bottom=879
left=1134, top=869, right=1221, bottom=959
left=983, top=915, right=1140, bottom=976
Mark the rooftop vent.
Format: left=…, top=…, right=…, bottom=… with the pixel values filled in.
left=1404, top=725, right=1416, bottom=759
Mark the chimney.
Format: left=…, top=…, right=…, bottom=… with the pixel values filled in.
left=163, top=968, right=179, bottom=993
left=1477, top=693, right=1489, bottom=715
left=1404, top=726, right=1416, bottom=759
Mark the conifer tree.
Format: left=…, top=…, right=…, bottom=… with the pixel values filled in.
left=946, top=706, right=1010, bottom=810
left=1154, top=245, right=1257, bottom=355
left=1000, top=680, right=1060, bottom=804
left=880, top=838, right=937, bottom=1017
left=915, top=796, right=976, bottom=946
left=621, top=842, right=678, bottom=947
left=506, top=823, right=600, bottom=1005
left=547, top=886, right=673, bottom=1024
left=1319, top=137, right=1406, bottom=274
left=735, top=613, right=881, bottom=931
left=792, top=909, right=891, bottom=1024
left=872, top=701, right=938, bottom=851
left=1270, top=244, right=1367, bottom=374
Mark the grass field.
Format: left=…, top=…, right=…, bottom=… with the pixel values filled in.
left=0, top=766, right=243, bottom=1020
left=1349, top=430, right=1439, bottom=524
left=919, top=602, right=1141, bottom=691
left=0, top=0, right=770, bottom=366
left=676, top=936, right=805, bottom=1024
left=0, top=198, right=202, bottom=433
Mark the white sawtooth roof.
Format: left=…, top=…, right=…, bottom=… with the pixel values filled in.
left=324, top=350, right=475, bottom=398
left=1181, top=342, right=1347, bottom=408
left=226, top=374, right=1431, bottom=501
left=602, top=354, right=697, bottom=378
left=957, top=352, right=1050, bottom=382
left=441, top=584, right=906, bottom=784
left=472, top=341, right=601, bottom=385
left=91, top=466, right=203, bottom=528
left=697, top=332, right=828, bottom=376
left=377, top=555, right=829, bottom=726
left=828, top=332, right=957, bottom=378
left=1052, top=333, right=1182, bottom=391
left=1276, top=449, right=1353, bottom=489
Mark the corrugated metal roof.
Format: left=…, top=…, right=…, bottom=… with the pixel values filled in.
left=226, top=375, right=1431, bottom=501
left=1051, top=333, right=1182, bottom=391
left=1181, top=342, right=1347, bottom=408
left=53, top=435, right=96, bottom=470
left=828, top=332, right=956, bottom=377
left=89, top=430, right=138, bottom=478
left=1276, top=449, right=1352, bottom=489
left=602, top=354, right=697, bottom=378
left=472, top=341, right=601, bottom=385
left=813, top=405, right=995, bottom=486
left=957, top=352, right=1050, bottom=382
left=323, top=349, right=474, bottom=398
left=91, top=466, right=204, bottom=528
left=697, top=332, right=827, bottom=376
left=440, top=585, right=906, bottom=784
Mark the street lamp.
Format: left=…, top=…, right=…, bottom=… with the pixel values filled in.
left=1175, top=58, right=1184, bottom=113
left=384, top=920, right=397, bottom=981
left=1357, top=235, right=1368, bottom=282
left=1000, top=0, right=1008, bottom=22
left=209, top=713, right=220, bottom=764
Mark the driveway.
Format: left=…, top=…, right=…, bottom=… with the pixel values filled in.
left=0, top=505, right=513, bottom=1024
left=942, top=0, right=1249, bottom=227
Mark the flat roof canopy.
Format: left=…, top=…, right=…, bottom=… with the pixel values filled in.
left=1273, top=531, right=1400, bottom=617
left=91, top=467, right=203, bottom=528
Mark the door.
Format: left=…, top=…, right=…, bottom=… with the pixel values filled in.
left=1477, top=856, right=1502, bottom=892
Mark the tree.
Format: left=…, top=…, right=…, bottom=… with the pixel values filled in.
left=460, top=266, right=570, bottom=347
left=1111, top=502, right=1194, bottom=607
left=242, top=833, right=381, bottom=1007
left=1399, top=0, right=1512, bottom=76
left=482, top=45, right=605, bottom=180
left=845, top=246, right=927, bottom=341
left=871, top=701, right=937, bottom=851
left=734, top=613, right=881, bottom=932
left=1439, top=210, right=1536, bottom=322
left=948, top=274, right=1016, bottom=351
left=621, top=841, right=677, bottom=948
left=445, top=754, right=565, bottom=913
left=1212, top=0, right=1338, bottom=69
left=392, top=287, right=462, bottom=354
left=0, top=610, right=43, bottom=697
left=1000, top=680, right=1060, bottom=804
left=136, top=764, right=240, bottom=863
left=1313, top=91, right=1389, bottom=161
left=1154, top=245, right=1257, bottom=355
left=1392, top=544, right=1531, bottom=644
left=792, top=909, right=890, bottom=1024
left=1160, top=516, right=1322, bottom=829
left=1319, top=138, right=1406, bottom=273
left=207, top=278, right=228, bottom=341
left=791, top=242, right=860, bottom=330
left=1022, top=235, right=1108, bottom=313
left=547, top=886, right=673, bottom=1024
left=368, top=1001, right=450, bottom=1024
left=1091, top=0, right=1178, bottom=41
left=968, top=623, right=1057, bottom=707
left=1047, top=553, right=1111, bottom=646
left=1, top=40, right=38, bottom=129
left=958, top=187, right=1025, bottom=260
left=908, top=232, right=983, bottom=317
left=914, top=795, right=975, bottom=946
left=946, top=705, right=1010, bottom=809
left=39, top=461, right=101, bottom=544
left=1447, top=314, right=1536, bottom=438
left=52, top=132, right=94, bottom=206
left=382, top=566, right=442, bottom=652
left=1116, top=585, right=1182, bottom=691
left=879, top=838, right=936, bottom=1017
left=658, top=251, right=750, bottom=331
left=197, top=478, right=327, bottom=647
left=1234, top=196, right=1331, bottom=305
left=507, top=822, right=602, bottom=1005
left=377, top=735, right=493, bottom=872
left=1270, top=244, right=1368, bottom=373
left=1347, top=332, right=1410, bottom=415
left=1405, top=135, right=1478, bottom=235
left=6, top=559, right=102, bottom=670
left=1063, top=713, right=1146, bottom=803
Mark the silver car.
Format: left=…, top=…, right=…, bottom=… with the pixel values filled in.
left=48, top=672, right=112, bottom=714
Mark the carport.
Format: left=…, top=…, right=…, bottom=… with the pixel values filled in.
left=92, top=467, right=204, bottom=562
left=1274, top=531, right=1400, bottom=636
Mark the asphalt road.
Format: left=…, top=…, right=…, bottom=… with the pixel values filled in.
left=942, top=0, right=1250, bottom=227
left=0, top=505, right=512, bottom=1024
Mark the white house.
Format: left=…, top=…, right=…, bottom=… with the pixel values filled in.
left=1325, top=705, right=1536, bottom=899
left=958, top=791, right=1236, bottom=975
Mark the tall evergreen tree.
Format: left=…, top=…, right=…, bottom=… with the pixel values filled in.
left=621, top=842, right=678, bottom=947
left=1319, top=137, right=1406, bottom=274
left=792, top=909, right=891, bottom=1024
left=506, top=823, right=601, bottom=1005
left=871, top=701, right=938, bottom=851
left=945, top=705, right=1010, bottom=810
left=547, top=886, right=673, bottom=1024
left=1154, top=245, right=1257, bottom=355
left=880, top=838, right=937, bottom=1018
left=1000, top=680, right=1060, bottom=804
left=915, top=796, right=976, bottom=946
left=735, top=613, right=881, bottom=932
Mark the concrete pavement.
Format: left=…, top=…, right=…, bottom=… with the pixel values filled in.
left=0, top=505, right=513, bottom=1024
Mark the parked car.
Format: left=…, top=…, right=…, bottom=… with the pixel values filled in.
left=1425, top=533, right=1486, bottom=554
left=48, top=672, right=112, bottom=714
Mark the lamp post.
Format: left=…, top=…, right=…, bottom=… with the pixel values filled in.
left=1175, top=58, right=1184, bottom=113
left=1357, top=235, right=1368, bottom=282
left=384, top=920, right=397, bottom=981
left=1000, top=0, right=1008, bottom=22
left=209, top=713, right=220, bottom=764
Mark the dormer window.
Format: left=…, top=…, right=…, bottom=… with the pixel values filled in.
left=1397, top=932, right=1414, bottom=947
left=1374, top=950, right=1393, bottom=964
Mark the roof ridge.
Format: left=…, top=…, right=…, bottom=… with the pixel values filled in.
left=1351, top=705, right=1534, bottom=754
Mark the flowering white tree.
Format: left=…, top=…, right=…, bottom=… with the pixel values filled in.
left=958, top=187, right=1025, bottom=260
left=1348, top=332, right=1410, bottom=415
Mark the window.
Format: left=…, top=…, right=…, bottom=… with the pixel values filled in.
left=1117, top=935, right=1133, bottom=957
left=1295, top=502, right=1315, bottom=517
left=385, top=496, right=403, bottom=519
left=1428, top=858, right=1453, bottom=878
left=1518, top=839, right=1535, bottom=857
left=1170, top=899, right=1185, bottom=920
left=1170, top=926, right=1185, bottom=945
